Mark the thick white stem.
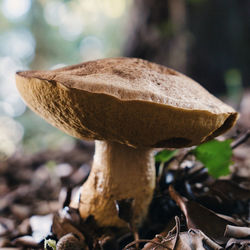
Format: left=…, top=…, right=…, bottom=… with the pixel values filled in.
left=71, top=140, right=155, bottom=228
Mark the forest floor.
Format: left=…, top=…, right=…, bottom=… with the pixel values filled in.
left=1, top=91, right=250, bottom=250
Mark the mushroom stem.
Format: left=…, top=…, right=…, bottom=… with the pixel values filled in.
left=71, top=140, right=156, bottom=228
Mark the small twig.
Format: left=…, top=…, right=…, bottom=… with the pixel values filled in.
left=128, top=222, right=139, bottom=249
left=155, top=234, right=172, bottom=244
left=172, top=216, right=180, bottom=250
left=231, top=130, right=250, bottom=149
left=166, top=226, right=176, bottom=239
left=123, top=239, right=172, bottom=250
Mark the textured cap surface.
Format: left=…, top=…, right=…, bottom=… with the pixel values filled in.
left=16, top=57, right=238, bottom=148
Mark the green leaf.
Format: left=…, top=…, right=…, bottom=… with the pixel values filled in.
left=155, top=149, right=177, bottom=163
left=44, top=239, right=57, bottom=250
left=193, top=139, right=233, bottom=178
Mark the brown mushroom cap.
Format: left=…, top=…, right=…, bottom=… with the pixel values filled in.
left=16, top=57, right=238, bottom=148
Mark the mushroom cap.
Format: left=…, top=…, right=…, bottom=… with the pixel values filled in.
left=16, top=57, right=238, bottom=148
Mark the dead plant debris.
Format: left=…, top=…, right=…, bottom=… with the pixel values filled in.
left=1, top=125, right=250, bottom=249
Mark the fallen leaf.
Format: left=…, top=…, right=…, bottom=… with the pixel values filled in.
left=210, top=179, right=250, bottom=201
left=224, top=225, right=250, bottom=239
left=169, top=185, right=236, bottom=244
left=52, top=209, right=85, bottom=242
left=226, top=238, right=250, bottom=249
left=142, top=229, right=222, bottom=250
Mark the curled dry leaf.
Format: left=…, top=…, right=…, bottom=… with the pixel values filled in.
left=169, top=185, right=236, bottom=244
left=52, top=207, right=103, bottom=249
left=142, top=217, right=181, bottom=250
left=226, top=238, right=250, bottom=249
left=142, top=229, right=222, bottom=250
left=224, top=225, right=250, bottom=239
left=52, top=209, right=86, bottom=245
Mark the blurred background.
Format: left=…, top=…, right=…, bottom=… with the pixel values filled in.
left=0, top=0, right=249, bottom=161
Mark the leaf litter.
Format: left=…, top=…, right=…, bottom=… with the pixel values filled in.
left=1, top=122, right=250, bottom=248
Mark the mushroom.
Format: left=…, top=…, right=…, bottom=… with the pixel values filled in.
left=15, top=57, right=238, bottom=228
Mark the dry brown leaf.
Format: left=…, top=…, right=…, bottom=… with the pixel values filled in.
left=210, top=180, right=250, bottom=201
left=52, top=210, right=85, bottom=243
left=169, top=185, right=236, bottom=244
left=224, top=225, right=250, bottom=239
left=142, top=229, right=222, bottom=250
left=226, top=238, right=250, bottom=249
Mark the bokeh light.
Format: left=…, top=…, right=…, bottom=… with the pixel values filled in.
left=101, top=0, right=126, bottom=18
left=44, top=1, right=85, bottom=41
left=0, top=0, right=131, bottom=159
left=80, top=36, right=104, bottom=61
left=0, top=116, right=24, bottom=160
left=0, top=29, right=35, bottom=62
left=3, top=93, right=26, bottom=117
left=0, top=57, right=26, bottom=159
left=0, top=57, right=26, bottom=108
left=0, top=57, right=26, bottom=116
left=1, top=0, right=31, bottom=20
left=58, top=11, right=85, bottom=41
left=44, top=1, right=66, bottom=27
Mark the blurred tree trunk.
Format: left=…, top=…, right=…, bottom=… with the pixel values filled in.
left=123, top=0, right=189, bottom=74
left=123, top=0, right=250, bottom=95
